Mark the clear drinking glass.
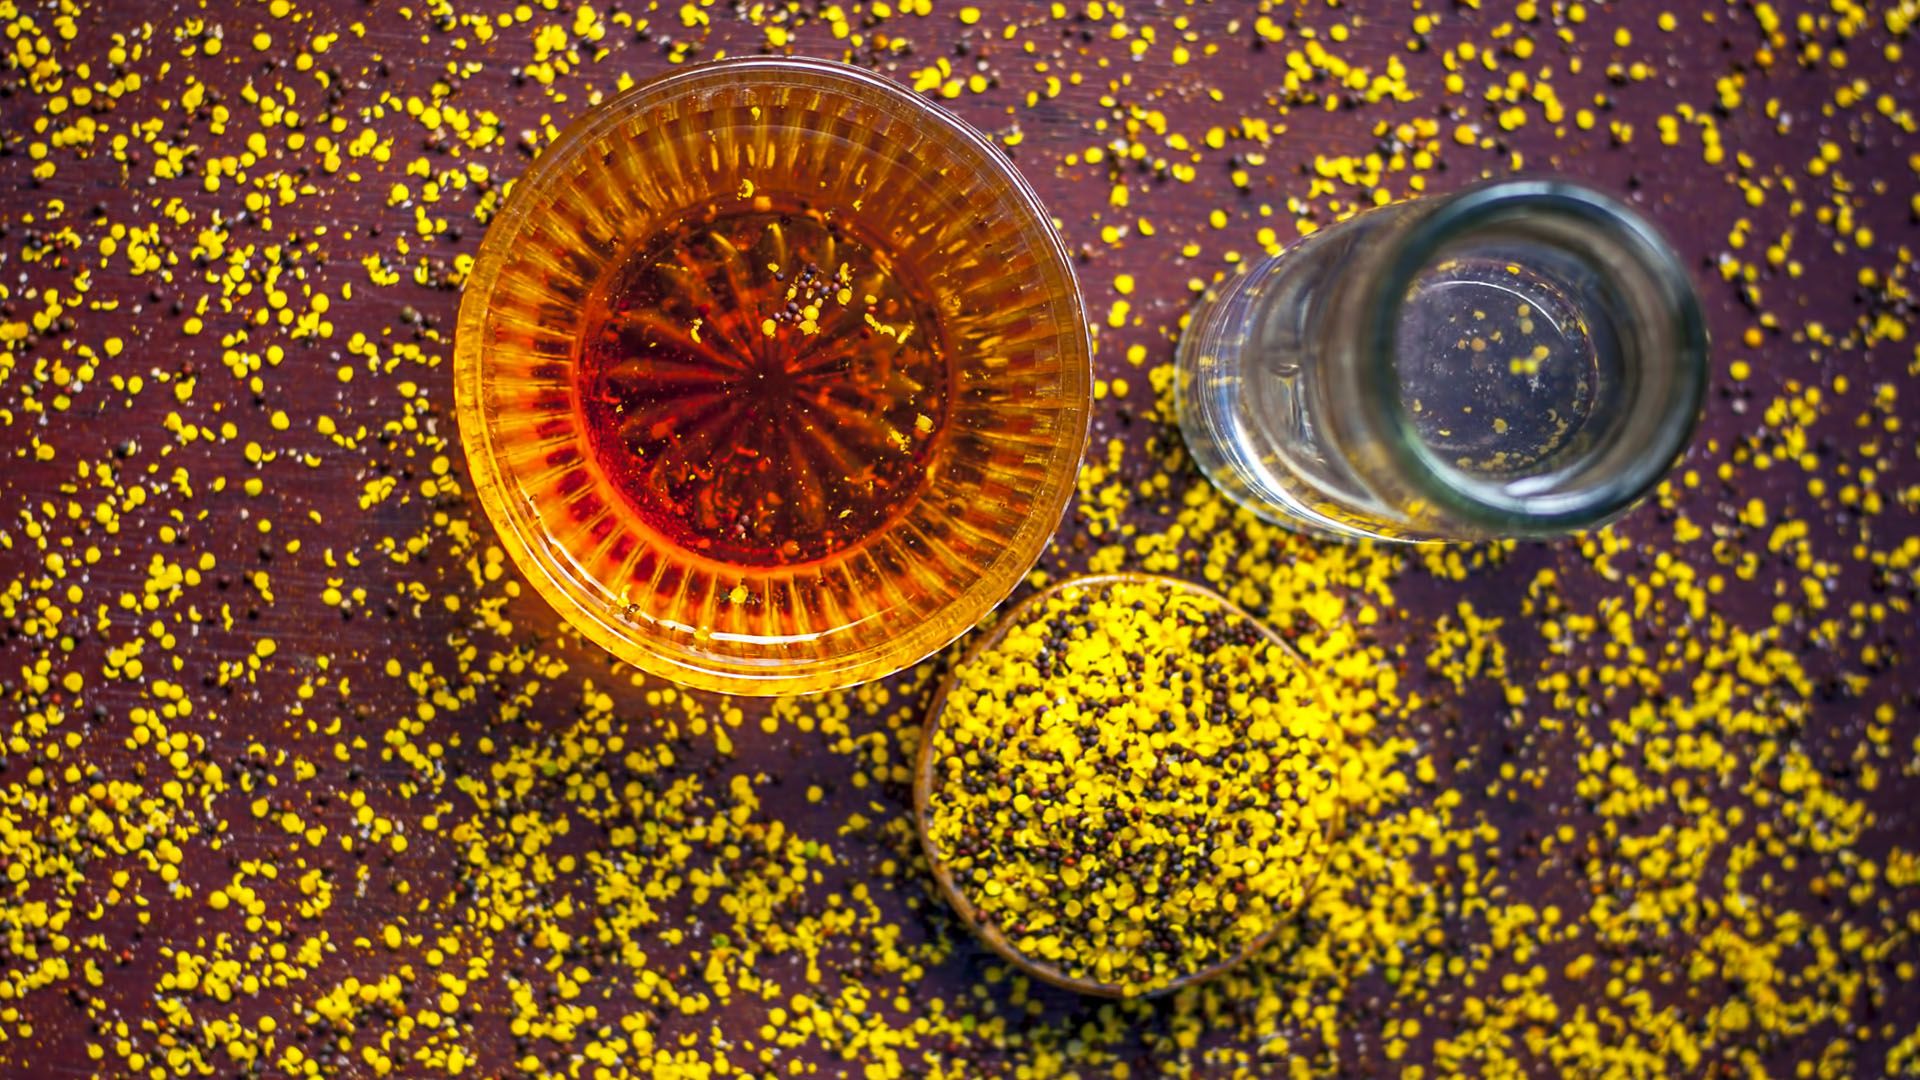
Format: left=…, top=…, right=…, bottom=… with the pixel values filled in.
left=1175, top=180, right=1708, bottom=543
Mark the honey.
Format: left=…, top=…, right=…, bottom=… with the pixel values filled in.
left=455, top=59, right=1091, bottom=695
left=575, top=195, right=952, bottom=568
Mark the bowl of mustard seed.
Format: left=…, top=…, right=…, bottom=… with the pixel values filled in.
left=915, top=573, right=1344, bottom=998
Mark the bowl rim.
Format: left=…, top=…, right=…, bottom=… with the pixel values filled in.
left=911, top=571, right=1343, bottom=999
left=453, top=56, right=1093, bottom=696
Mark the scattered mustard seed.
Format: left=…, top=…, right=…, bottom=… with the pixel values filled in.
left=4, top=0, right=1914, bottom=1071
left=921, top=575, right=1340, bottom=996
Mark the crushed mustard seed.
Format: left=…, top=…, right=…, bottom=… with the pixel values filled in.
left=920, top=574, right=1341, bottom=997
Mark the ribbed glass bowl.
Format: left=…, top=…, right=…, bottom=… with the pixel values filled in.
left=454, top=58, right=1091, bottom=695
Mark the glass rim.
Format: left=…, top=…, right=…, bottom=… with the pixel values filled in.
left=1351, top=179, right=1709, bottom=533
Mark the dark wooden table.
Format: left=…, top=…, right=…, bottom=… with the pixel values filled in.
left=3, top=1, right=1916, bottom=1076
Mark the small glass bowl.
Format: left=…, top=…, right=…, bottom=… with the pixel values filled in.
left=455, top=58, right=1091, bottom=696
left=914, top=573, right=1340, bottom=998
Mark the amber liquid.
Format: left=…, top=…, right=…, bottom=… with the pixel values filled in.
left=575, top=195, right=953, bottom=568
left=459, top=60, right=1089, bottom=693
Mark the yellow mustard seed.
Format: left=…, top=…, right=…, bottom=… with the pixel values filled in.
left=923, top=576, right=1340, bottom=996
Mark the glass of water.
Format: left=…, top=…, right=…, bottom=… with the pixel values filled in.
left=1175, top=180, right=1708, bottom=543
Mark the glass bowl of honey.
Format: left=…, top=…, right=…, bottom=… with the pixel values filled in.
left=455, top=58, right=1092, bottom=696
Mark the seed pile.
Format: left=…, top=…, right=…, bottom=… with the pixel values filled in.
left=922, top=577, right=1341, bottom=996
